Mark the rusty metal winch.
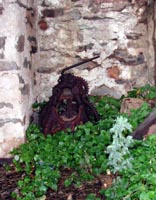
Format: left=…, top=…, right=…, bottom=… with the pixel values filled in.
left=40, top=56, right=100, bottom=134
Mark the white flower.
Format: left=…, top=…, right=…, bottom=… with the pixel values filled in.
left=14, top=155, right=20, bottom=161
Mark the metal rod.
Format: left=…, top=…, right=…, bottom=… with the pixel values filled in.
left=61, top=55, right=100, bottom=75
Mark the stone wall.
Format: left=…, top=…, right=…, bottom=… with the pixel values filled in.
left=36, top=0, right=156, bottom=101
left=0, top=0, right=156, bottom=157
left=0, top=0, right=37, bottom=157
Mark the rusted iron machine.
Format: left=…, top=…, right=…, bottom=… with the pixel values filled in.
left=40, top=55, right=100, bottom=134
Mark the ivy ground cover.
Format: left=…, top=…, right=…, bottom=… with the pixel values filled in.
left=1, top=84, right=156, bottom=200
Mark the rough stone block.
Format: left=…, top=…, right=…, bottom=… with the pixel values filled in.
left=69, top=9, right=81, bottom=20
left=126, top=32, right=143, bottom=40
left=109, top=49, right=145, bottom=66
left=0, top=4, right=4, bottom=15
left=41, top=8, right=64, bottom=17
left=16, top=35, right=25, bottom=52
left=0, top=103, right=13, bottom=109
left=0, top=37, right=6, bottom=49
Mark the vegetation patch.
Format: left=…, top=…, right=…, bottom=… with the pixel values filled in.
left=7, top=84, right=156, bottom=200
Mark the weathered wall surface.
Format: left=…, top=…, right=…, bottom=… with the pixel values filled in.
left=36, top=0, right=155, bottom=101
left=0, top=0, right=37, bottom=157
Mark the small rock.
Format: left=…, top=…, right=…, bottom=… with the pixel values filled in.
left=67, top=193, right=73, bottom=200
left=69, top=9, right=81, bottom=20
left=120, top=98, right=145, bottom=115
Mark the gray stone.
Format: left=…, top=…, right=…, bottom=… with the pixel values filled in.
left=0, top=37, right=6, bottom=49
left=23, top=57, right=31, bottom=69
left=0, top=118, right=23, bottom=127
left=41, top=8, right=64, bottom=17
left=19, top=84, right=29, bottom=95
left=30, top=111, right=39, bottom=125
left=76, top=43, right=94, bottom=52
left=69, top=9, right=82, bottom=20
left=0, top=52, right=4, bottom=59
left=79, top=24, right=94, bottom=30
left=27, top=36, right=37, bottom=43
left=100, top=2, right=128, bottom=12
left=16, top=35, right=25, bottom=52
left=126, top=32, right=143, bottom=40
left=115, top=79, right=129, bottom=84
left=0, top=5, right=4, bottom=15
left=0, top=103, right=13, bottom=109
left=0, top=61, right=20, bottom=71
left=83, top=15, right=113, bottom=20
left=91, top=85, right=121, bottom=99
left=109, top=49, right=145, bottom=66
left=37, top=67, right=52, bottom=73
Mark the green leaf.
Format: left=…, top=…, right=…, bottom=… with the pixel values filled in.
left=140, top=192, right=151, bottom=200
left=64, top=179, right=73, bottom=187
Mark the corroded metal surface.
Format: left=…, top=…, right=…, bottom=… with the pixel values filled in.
left=40, top=56, right=99, bottom=134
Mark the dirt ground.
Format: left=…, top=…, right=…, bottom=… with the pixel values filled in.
left=0, top=160, right=113, bottom=200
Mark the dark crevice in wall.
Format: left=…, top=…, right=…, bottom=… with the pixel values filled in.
left=15, top=0, right=33, bottom=11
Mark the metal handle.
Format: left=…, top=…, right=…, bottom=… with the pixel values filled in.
left=61, top=55, right=100, bottom=75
